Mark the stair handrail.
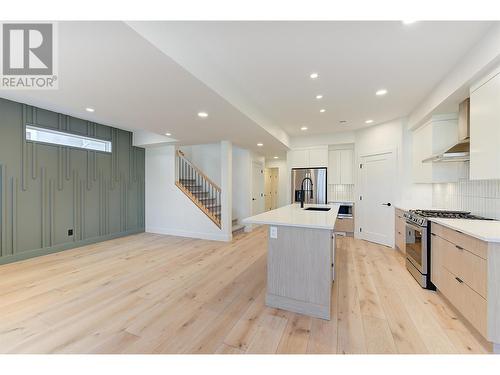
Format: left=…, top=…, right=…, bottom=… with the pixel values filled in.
left=176, top=150, right=221, bottom=192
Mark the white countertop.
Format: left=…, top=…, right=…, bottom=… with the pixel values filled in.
left=430, top=218, right=500, bottom=243
left=243, top=203, right=339, bottom=230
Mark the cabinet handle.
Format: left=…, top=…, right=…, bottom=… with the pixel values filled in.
left=455, top=245, right=464, bottom=250
left=455, top=277, right=464, bottom=283
left=431, top=233, right=436, bottom=237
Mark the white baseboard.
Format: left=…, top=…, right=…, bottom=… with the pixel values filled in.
left=146, top=226, right=232, bottom=242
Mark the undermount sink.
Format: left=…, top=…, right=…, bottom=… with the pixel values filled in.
left=304, top=207, right=331, bottom=212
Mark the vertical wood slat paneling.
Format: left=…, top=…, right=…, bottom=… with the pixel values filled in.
left=0, top=164, right=5, bottom=257
left=65, top=116, right=71, bottom=181
left=31, top=142, right=38, bottom=180
left=106, top=179, right=110, bottom=235
left=41, top=167, right=46, bottom=249
left=80, top=180, right=85, bottom=240
left=57, top=114, right=64, bottom=190
left=72, top=171, right=78, bottom=242
left=49, top=179, right=55, bottom=247
left=21, top=105, right=27, bottom=191
left=99, top=170, right=102, bottom=237
left=0, top=98, right=145, bottom=265
left=93, top=124, right=97, bottom=182
left=113, top=129, right=119, bottom=183
left=11, top=177, right=17, bottom=254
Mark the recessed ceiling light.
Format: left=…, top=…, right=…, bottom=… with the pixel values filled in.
left=319, top=109, right=326, bottom=113
left=365, top=120, right=374, bottom=124
left=402, top=20, right=417, bottom=25
left=257, top=143, right=263, bottom=147
left=310, top=72, right=319, bottom=79
left=197, top=112, right=208, bottom=118
left=165, top=133, right=172, bottom=136
left=273, top=156, right=279, bottom=159
left=376, top=89, right=388, bottom=96
left=85, top=107, right=95, bottom=112
left=315, top=94, right=323, bottom=99
left=300, top=126, right=308, bottom=131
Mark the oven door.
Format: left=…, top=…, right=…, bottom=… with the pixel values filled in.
left=405, top=222, right=427, bottom=274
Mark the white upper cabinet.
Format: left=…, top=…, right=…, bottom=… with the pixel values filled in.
left=412, top=115, right=467, bottom=183
left=308, top=147, right=329, bottom=167
left=328, top=149, right=354, bottom=185
left=287, top=146, right=328, bottom=169
left=470, top=67, right=500, bottom=180
left=288, top=149, right=309, bottom=168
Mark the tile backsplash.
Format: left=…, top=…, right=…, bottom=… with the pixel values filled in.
left=433, top=180, right=500, bottom=220
left=329, top=184, right=355, bottom=202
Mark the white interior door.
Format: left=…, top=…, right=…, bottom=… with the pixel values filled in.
left=252, top=162, right=264, bottom=215
left=358, top=151, right=396, bottom=247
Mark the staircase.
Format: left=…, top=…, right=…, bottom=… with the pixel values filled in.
left=232, top=218, right=245, bottom=235
left=175, top=150, right=222, bottom=228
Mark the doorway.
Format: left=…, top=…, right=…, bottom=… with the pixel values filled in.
left=264, top=167, right=279, bottom=211
left=251, top=162, right=264, bottom=215
left=358, top=150, right=396, bottom=247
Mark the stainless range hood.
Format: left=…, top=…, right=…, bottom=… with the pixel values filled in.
left=423, top=98, right=470, bottom=163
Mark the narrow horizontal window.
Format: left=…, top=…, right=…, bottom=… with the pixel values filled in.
left=25, top=125, right=112, bottom=153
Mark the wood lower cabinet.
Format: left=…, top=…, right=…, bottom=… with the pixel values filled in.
left=395, top=208, right=406, bottom=253
left=334, top=217, right=354, bottom=232
left=431, top=222, right=500, bottom=349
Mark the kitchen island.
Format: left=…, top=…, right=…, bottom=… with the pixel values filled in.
left=243, top=203, right=339, bottom=320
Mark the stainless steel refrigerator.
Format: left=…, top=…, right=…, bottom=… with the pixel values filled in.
left=291, top=168, right=327, bottom=205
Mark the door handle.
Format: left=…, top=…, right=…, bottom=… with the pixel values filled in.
left=382, top=203, right=392, bottom=206
left=252, top=198, right=256, bottom=201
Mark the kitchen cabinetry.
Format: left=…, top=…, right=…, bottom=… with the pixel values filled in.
left=395, top=208, right=406, bottom=253
left=328, top=149, right=354, bottom=185
left=412, top=115, right=466, bottom=183
left=430, top=222, right=499, bottom=344
left=287, top=146, right=328, bottom=169
left=470, top=66, right=500, bottom=180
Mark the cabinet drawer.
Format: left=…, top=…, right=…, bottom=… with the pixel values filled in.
left=431, top=223, right=487, bottom=259
left=439, top=266, right=487, bottom=337
left=335, top=217, right=354, bottom=232
left=433, top=234, right=487, bottom=298
left=396, top=229, right=405, bottom=252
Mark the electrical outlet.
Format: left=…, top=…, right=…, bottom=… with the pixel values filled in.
left=270, top=226, right=278, bottom=239
left=68, top=229, right=74, bottom=236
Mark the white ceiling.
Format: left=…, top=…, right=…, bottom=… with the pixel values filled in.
left=0, top=21, right=494, bottom=159
left=129, top=21, right=494, bottom=136
left=0, top=21, right=289, bottom=158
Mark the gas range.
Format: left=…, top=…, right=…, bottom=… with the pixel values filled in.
left=403, top=209, right=492, bottom=227
left=403, top=209, right=493, bottom=290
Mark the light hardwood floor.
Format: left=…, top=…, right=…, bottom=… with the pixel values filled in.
left=0, top=227, right=491, bottom=354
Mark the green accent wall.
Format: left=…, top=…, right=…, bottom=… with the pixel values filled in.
left=0, top=97, right=145, bottom=265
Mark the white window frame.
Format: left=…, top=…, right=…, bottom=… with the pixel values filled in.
left=25, top=125, right=112, bottom=153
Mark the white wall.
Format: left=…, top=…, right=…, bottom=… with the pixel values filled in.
left=145, top=144, right=231, bottom=241
left=265, top=159, right=288, bottom=208
left=232, top=146, right=252, bottom=224
left=181, top=143, right=221, bottom=185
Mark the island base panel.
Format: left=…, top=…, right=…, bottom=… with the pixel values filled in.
left=266, top=293, right=331, bottom=320
left=267, top=226, right=333, bottom=320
